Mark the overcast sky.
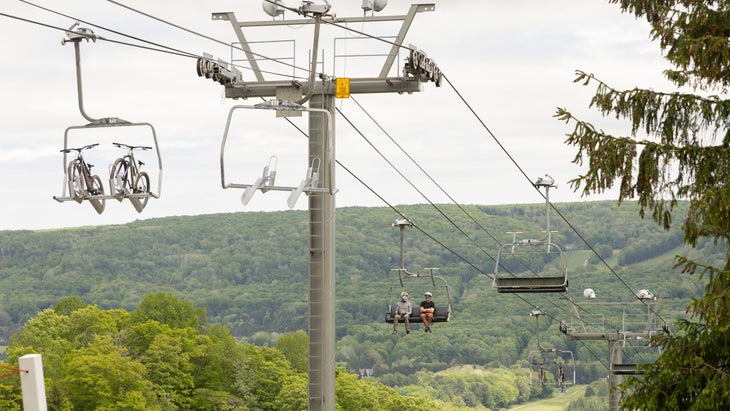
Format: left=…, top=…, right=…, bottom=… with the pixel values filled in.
left=0, top=0, right=676, bottom=231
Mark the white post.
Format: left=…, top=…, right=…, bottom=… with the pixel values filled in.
left=18, top=354, right=47, bottom=411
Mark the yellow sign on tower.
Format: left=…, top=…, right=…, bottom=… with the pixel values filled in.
left=335, top=78, right=350, bottom=98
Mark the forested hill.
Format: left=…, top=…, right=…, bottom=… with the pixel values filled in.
left=0, top=201, right=720, bottom=378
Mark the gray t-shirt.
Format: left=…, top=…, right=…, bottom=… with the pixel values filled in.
left=394, top=300, right=412, bottom=316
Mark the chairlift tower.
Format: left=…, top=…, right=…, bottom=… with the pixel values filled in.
left=203, top=2, right=439, bottom=410
left=560, top=296, right=663, bottom=411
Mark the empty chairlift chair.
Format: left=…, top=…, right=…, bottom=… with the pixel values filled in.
left=492, top=175, right=568, bottom=293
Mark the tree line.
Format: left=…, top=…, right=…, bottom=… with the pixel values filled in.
left=0, top=294, right=447, bottom=410
left=0, top=293, right=563, bottom=410
left=0, top=201, right=714, bottom=407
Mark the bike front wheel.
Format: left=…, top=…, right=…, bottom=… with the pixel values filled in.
left=133, top=171, right=150, bottom=210
left=89, top=175, right=106, bottom=214
left=67, top=161, right=85, bottom=203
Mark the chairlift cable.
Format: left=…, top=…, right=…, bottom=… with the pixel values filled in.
left=336, top=104, right=579, bottom=315
left=547, top=201, right=665, bottom=321
left=350, top=96, right=507, bottom=248
left=323, top=17, right=412, bottom=51
left=347, top=97, right=564, bottom=284
left=16, top=0, right=309, bottom=79
left=326, top=105, right=584, bottom=326
left=331, top=124, right=573, bottom=319
left=276, top=105, right=500, bottom=281
left=20, top=0, right=197, bottom=59
left=332, top=104, right=616, bottom=372
left=0, top=11, right=69, bottom=33
left=336, top=107, right=498, bottom=264
left=104, top=0, right=310, bottom=74
left=442, top=73, right=668, bottom=324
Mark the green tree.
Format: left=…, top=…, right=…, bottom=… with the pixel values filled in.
left=335, top=368, right=370, bottom=411
left=5, top=309, right=74, bottom=384
left=141, top=332, right=195, bottom=409
left=587, top=243, right=613, bottom=264
left=194, top=324, right=248, bottom=400
left=555, top=1, right=730, bottom=409
left=238, top=344, right=293, bottom=410
left=61, top=335, right=160, bottom=410
left=131, top=292, right=208, bottom=330
left=271, top=374, right=307, bottom=411
left=66, top=305, right=127, bottom=347
left=0, top=382, right=21, bottom=411
left=275, top=330, right=308, bottom=373
left=53, top=296, right=87, bottom=316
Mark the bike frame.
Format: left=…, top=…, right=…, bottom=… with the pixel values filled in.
left=112, top=145, right=142, bottom=192
left=64, top=144, right=100, bottom=197
left=109, top=142, right=152, bottom=212
left=73, top=151, right=98, bottom=195
left=55, top=143, right=106, bottom=214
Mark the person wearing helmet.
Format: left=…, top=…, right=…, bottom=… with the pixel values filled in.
left=392, top=291, right=412, bottom=335
left=420, top=292, right=435, bottom=332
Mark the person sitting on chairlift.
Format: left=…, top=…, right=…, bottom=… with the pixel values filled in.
left=392, top=291, right=412, bottom=335
left=420, top=292, right=435, bottom=333
left=557, top=364, right=566, bottom=392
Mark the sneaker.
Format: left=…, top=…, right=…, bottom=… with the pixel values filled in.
left=406, top=329, right=410, bottom=334
left=392, top=330, right=397, bottom=335
left=424, top=328, right=428, bottom=333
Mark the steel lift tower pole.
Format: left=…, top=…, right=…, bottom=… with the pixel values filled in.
left=305, top=92, right=336, bottom=411
left=203, top=3, right=439, bottom=410
left=562, top=298, right=663, bottom=411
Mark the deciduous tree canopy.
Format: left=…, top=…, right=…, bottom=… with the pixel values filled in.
left=1, top=293, right=444, bottom=410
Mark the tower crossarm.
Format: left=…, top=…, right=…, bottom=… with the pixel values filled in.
left=222, top=77, right=423, bottom=99
left=207, top=4, right=438, bottom=100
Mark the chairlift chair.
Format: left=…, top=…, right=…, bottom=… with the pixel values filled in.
left=53, top=24, right=162, bottom=211
left=384, top=269, right=452, bottom=324
left=219, top=102, right=335, bottom=208
left=492, top=174, right=568, bottom=293
left=528, top=307, right=576, bottom=387
left=529, top=351, right=576, bottom=387
left=530, top=348, right=576, bottom=388
left=492, top=239, right=568, bottom=293
left=384, top=217, right=452, bottom=323
left=54, top=122, right=162, bottom=209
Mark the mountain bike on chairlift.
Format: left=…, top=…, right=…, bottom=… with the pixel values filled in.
left=62, top=143, right=106, bottom=213
left=109, top=142, right=152, bottom=210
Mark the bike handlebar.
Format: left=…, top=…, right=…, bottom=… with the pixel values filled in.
left=60, top=143, right=99, bottom=153
left=113, top=142, right=152, bottom=151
